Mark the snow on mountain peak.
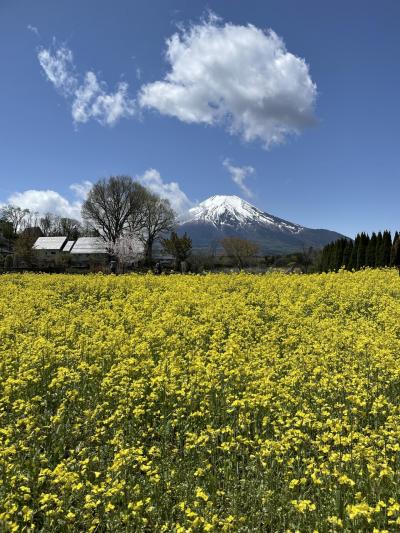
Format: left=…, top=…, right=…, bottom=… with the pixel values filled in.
left=184, top=195, right=302, bottom=233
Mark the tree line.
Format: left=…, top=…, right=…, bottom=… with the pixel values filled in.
left=319, top=231, right=400, bottom=272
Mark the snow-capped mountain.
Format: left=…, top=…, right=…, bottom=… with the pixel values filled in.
left=178, top=195, right=345, bottom=254
left=183, top=195, right=302, bottom=232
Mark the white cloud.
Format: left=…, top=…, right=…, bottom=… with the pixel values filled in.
left=38, top=44, right=135, bottom=126
left=27, top=25, right=40, bottom=37
left=71, top=72, right=135, bottom=126
left=5, top=180, right=92, bottom=220
left=137, top=169, right=193, bottom=217
left=3, top=174, right=193, bottom=221
left=139, top=15, right=317, bottom=148
left=223, top=159, right=254, bottom=197
left=69, top=180, right=93, bottom=200
left=38, top=46, right=77, bottom=96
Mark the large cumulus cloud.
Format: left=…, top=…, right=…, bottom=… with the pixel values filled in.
left=139, top=16, right=317, bottom=148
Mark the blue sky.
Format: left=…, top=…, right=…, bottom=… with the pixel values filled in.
left=0, top=0, right=399, bottom=237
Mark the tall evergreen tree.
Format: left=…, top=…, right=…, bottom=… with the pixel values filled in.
left=319, top=243, right=329, bottom=272
left=366, top=232, right=377, bottom=267
left=328, top=242, right=336, bottom=271
left=382, top=230, right=392, bottom=266
left=342, top=239, right=353, bottom=269
left=349, top=234, right=360, bottom=270
left=375, top=232, right=384, bottom=267
left=357, top=233, right=369, bottom=269
left=320, top=242, right=335, bottom=272
left=325, top=244, right=333, bottom=272
left=392, top=236, right=400, bottom=274
left=391, top=231, right=399, bottom=266
left=333, top=238, right=346, bottom=270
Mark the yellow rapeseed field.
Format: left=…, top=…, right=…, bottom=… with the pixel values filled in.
left=1, top=270, right=400, bottom=532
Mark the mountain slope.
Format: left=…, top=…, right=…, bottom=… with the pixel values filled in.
left=178, top=195, right=346, bottom=254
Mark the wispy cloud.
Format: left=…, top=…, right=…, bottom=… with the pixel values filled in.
left=71, top=72, right=134, bottom=126
left=139, top=13, right=317, bottom=148
left=27, top=25, right=40, bottom=37
left=223, top=159, right=255, bottom=197
left=137, top=169, right=193, bottom=217
left=38, top=42, right=135, bottom=126
left=38, top=46, right=77, bottom=96
left=69, top=180, right=93, bottom=201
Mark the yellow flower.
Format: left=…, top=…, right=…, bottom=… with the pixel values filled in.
left=1, top=270, right=400, bottom=530
left=346, top=502, right=373, bottom=520
left=291, top=499, right=316, bottom=513
left=195, top=487, right=209, bottom=502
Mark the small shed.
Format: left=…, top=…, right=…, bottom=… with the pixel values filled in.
left=32, top=236, right=67, bottom=263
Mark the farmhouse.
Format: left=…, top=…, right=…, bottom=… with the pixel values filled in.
left=31, top=236, right=110, bottom=270
left=69, top=237, right=109, bottom=269
left=33, top=236, right=68, bottom=266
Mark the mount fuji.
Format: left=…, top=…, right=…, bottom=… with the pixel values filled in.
left=178, top=195, right=345, bottom=254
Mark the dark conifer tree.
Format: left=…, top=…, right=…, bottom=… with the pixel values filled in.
left=330, top=242, right=338, bottom=271
left=320, top=242, right=335, bottom=272
left=366, top=232, right=377, bottom=267
left=391, top=231, right=399, bottom=266
left=392, top=236, right=400, bottom=274
left=325, top=244, right=333, bottom=272
left=318, top=245, right=326, bottom=272
left=349, top=234, right=360, bottom=270
left=332, top=240, right=339, bottom=271
left=342, top=239, right=353, bottom=269
left=357, top=233, right=368, bottom=269
left=325, top=242, right=334, bottom=272
left=375, top=232, right=383, bottom=267
left=322, top=243, right=333, bottom=272
left=382, top=230, right=392, bottom=266
left=334, top=238, right=346, bottom=270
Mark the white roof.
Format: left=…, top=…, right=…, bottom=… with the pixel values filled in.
left=70, top=237, right=108, bottom=254
left=63, top=240, right=75, bottom=252
left=33, top=236, right=67, bottom=251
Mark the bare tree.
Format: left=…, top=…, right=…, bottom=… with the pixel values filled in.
left=39, top=213, right=59, bottom=236
left=221, top=237, right=259, bottom=269
left=138, top=194, right=176, bottom=263
left=0, top=205, right=30, bottom=235
left=82, top=176, right=147, bottom=243
left=297, top=245, right=315, bottom=273
left=58, top=217, right=82, bottom=240
left=23, top=210, right=40, bottom=231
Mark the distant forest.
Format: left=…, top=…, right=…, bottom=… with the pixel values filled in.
left=319, top=231, right=400, bottom=272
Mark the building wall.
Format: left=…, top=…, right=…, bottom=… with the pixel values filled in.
left=70, top=253, right=109, bottom=267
